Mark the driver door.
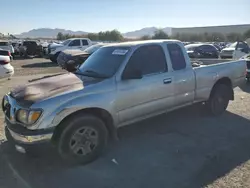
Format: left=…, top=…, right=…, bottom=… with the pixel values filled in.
left=116, top=45, right=174, bottom=126
left=68, top=39, right=81, bottom=50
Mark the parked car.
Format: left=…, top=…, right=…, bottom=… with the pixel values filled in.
left=220, top=41, right=249, bottom=59
left=0, top=40, right=14, bottom=59
left=19, top=41, right=44, bottom=58
left=241, top=53, right=250, bottom=82
left=49, top=38, right=93, bottom=63
left=185, top=43, right=219, bottom=58
left=11, top=42, right=19, bottom=55
left=57, top=43, right=106, bottom=72
left=3, top=40, right=246, bottom=164
left=0, top=49, right=14, bottom=79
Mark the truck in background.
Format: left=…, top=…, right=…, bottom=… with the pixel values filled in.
left=48, top=38, right=93, bottom=63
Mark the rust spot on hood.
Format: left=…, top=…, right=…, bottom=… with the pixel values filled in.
left=10, top=73, right=100, bottom=106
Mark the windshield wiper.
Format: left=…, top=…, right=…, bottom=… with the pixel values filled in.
left=74, top=70, right=108, bottom=78
left=83, top=70, right=109, bottom=78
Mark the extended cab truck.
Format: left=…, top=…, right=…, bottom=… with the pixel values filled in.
left=49, top=38, right=93, bottom=63
left=2, top=40, right=246, bottom=164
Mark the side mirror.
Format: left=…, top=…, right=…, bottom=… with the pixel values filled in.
left=122, top=69, right=142, bottom=80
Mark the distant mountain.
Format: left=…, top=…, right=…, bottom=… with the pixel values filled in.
left=123, top=27, right=172, bottom=38
left=15, top=28, right=88, bottom=38
left=14, top=27, right=173, bottom=39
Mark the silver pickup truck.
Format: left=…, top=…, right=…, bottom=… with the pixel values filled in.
left=2, top=40, right=246, bottom=164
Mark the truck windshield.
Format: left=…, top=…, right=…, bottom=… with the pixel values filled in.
left=0, top=42, right=8, bottom=46
left=62, top=40, right=71, bottom=45
left=78, top=46, right=130, bottom=78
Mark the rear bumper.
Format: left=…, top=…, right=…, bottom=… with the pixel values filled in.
left=1, top=64, right=14, bottom=78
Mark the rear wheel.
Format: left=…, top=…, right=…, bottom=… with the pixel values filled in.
left=57, top=114, right=108, bottom=165
left=206, top=84, right=231, bottom=116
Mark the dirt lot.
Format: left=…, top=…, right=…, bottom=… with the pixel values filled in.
left=1, top=58, right=250, bottom=188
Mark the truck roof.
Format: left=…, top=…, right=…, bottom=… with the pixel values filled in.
left=67, top=38, right=90, bottom=40
left=105, top=39, right=181, bottom=47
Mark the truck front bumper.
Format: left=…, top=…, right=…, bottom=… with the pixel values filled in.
left=5, top=119, right=54, bottom=145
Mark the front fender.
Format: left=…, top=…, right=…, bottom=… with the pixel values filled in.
left=49, top=93, right=117, bottom=128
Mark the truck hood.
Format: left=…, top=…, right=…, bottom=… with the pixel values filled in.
left=63, top=49, right=88, bottom=56
left=50, top=43, right=64, bottom=48
left=10, top=73, right=102, bottom=106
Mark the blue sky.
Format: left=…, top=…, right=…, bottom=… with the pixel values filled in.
left=1, top=0, right=249, bottom=34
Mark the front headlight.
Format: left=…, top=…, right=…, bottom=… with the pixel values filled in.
left=16, top=109, right=42, bottom=125
left=50, top=48, right=56, bottom=52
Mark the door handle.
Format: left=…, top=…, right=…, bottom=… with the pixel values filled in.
left=163, top=78, right=172, bottom=84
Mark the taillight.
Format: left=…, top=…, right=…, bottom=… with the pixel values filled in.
left=0, top=61, right=9, bottom=65
left=8, top=51, right=11, bottom=56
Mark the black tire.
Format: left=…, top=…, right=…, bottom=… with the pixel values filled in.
left=53, top=52, right=60, bottom=63
left=57, top=114, right=108, bottom=165
left=206, top=84, right=231, bottom=116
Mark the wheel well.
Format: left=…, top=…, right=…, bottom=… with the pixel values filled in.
left=51, top=108, right=117, bottom=143
left=210, top=77, right=234, bottom=100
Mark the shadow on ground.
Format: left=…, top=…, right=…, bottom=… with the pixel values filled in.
left=22, top=61, right=58, bottom=68
left=239, top=81, right=250, bottom=93
left=1, top=105, right=250, bottom=188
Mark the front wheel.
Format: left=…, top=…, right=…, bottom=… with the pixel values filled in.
left=206, top=84, right=231, bottom=116
left=57, top=114, right=108, bottom=165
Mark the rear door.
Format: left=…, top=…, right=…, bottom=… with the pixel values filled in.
left=166, top=43, right=196, bottom=106
left=68, top=39, right=81, bottom=50
left=81, top=39, right=90, bottom=50
left=203, top=45, right=218, bottom=58
left=116, top=44, right=175, bottom=125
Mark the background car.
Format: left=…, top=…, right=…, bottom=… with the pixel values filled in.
left=220, top=41, right=249, bottom=59
left=19, top=41, right=44, bottom=58
left=0, top=49, right=14, bottom=79
left=185, top=43, right=219, bottom=58
left=57, top=43, right=106, bottom=72
left=0, top=40, right=15, bottom=59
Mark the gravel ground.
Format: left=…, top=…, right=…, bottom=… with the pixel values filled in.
left=1, top=58, right=250, bottom=188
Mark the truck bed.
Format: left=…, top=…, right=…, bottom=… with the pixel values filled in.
left=191, top=58, right=231, bottom=67
left=193, top=59, right=246, bottom=102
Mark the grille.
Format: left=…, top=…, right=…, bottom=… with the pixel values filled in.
left=2, top=97, right=11, bottom=119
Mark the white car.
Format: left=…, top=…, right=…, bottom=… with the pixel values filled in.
left=220, top=41, right=249, bottom=59
left=0, top=40, right=15, bottom=58
left=0, top=49, right=14, bottom=79
left=48, top=38, right=93, bottom=63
